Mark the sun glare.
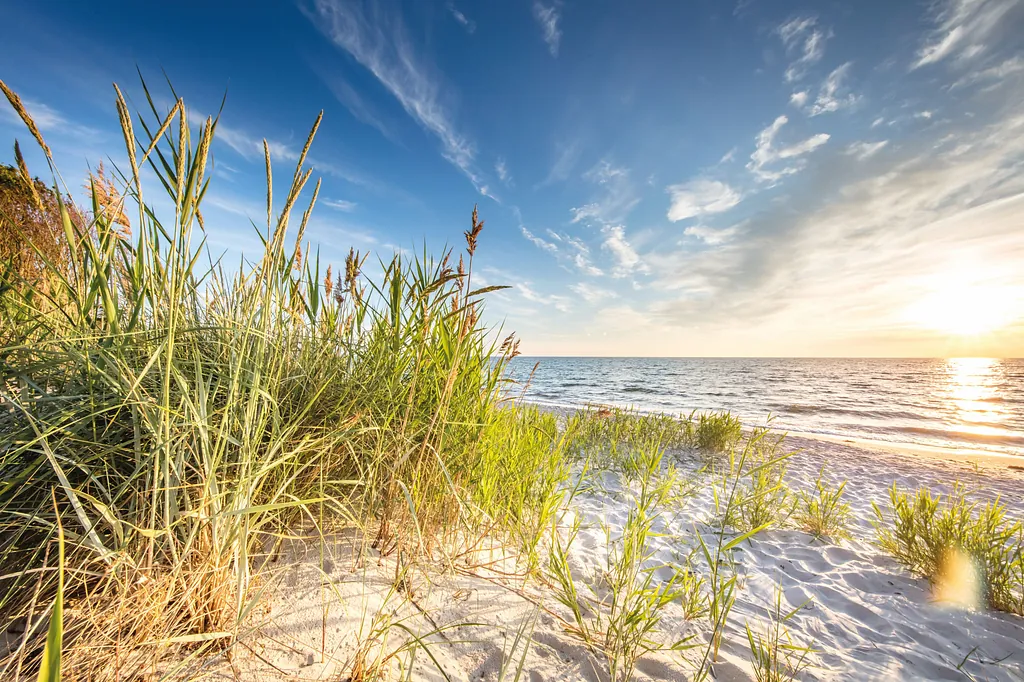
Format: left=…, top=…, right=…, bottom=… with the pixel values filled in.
left=905, top=271, right=1023, bottom=336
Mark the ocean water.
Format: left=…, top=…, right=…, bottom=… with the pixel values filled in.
left=505, top=357, right=1024, bottom=457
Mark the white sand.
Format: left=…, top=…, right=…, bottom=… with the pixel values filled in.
left=195, top=434, right=1024, bottom=681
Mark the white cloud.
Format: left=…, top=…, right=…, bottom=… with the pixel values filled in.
left=666, top=179, right=743, bottom=222
left=447, top=2, right=476, bottom=33
left=601, top=225, right=648, bottom=278
left=914, top=0, right=1022, bottom=68
left=573, top=252, right=604, bottom=276
left=570, top=160, right=639, bottom=225
left=495, top=157, right=511, bottom=184
left=216, top=126, right=298, bottom=162
left=0, top=97, right=101, bottom=138
left=322, top=199, right=357, bottom=211
left=533, top=2, right=562, bottom=57
left=845, top=140, right=889, bottom=160
left=808, top=62, right=859, bottom=116
left=871, top=116, right=886, bottom=128
left=747, top=115, right=830, bottom=182
left=215, top=124, right=375, bottom=188
left=520, top=225, right=559, bottom=253
left=916, top=110, right=934, bottom=120
left=683, top=224, right=742, bottom=245
left=304, top=0, right=487, bottom=194
left=776, top=15, right=829, bottom=82
left=790, top=91, right=809, bottom=108
left=570, top=282, right=617, bottom=303
left=519, top=282, right=572, bottom=312
left=952, top=55, right=1024, bottom=87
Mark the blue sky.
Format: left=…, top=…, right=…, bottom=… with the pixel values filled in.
left=3, top=0, right=1024, bottom=356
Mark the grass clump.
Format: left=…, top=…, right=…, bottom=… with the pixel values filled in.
left=872, top=484, right=1024, bottom=615
left=695, top=411, right=742, bottom=454
left=794, top=468, right=851, bottom=541
left=714, top=430, right=793, bottom=534
left=0, top=77, right=569, bottom=678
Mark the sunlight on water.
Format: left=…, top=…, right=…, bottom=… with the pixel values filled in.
left=942, top=358, right=1009, bottom=438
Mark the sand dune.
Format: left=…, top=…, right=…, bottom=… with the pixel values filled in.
left=202, top=434, right=1024, bottom=681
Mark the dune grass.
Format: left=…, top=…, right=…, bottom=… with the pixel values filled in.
left=0, top=77, right=570, bottom=678
left=795, top=468, right=851, bottom=541
left=872, top=484, right=1024, bottom=615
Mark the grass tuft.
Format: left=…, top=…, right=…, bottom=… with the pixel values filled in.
left=872, top=484, right=1024, bottom=615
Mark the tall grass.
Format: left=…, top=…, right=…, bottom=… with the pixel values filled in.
left=0, top=78, right=564, bottom=677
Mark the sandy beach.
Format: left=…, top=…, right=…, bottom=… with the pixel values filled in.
left=197, top=429, right=1024, bottom=682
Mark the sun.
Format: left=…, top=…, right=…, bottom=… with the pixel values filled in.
left=905, top=270, right=1023, bottom=337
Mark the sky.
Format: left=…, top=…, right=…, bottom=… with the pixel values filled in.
left=2, top=0, right=1024, bottom=357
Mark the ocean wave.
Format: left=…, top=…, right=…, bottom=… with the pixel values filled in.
left=893, top=426, right=1024, bottom=447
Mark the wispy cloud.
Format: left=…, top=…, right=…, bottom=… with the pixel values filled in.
left=747, top=115, right=830, bottom=182
left=215, top=123, right=377, bottom=189
left=304, top=0, right=491, bottom=196
left=540, top=139, right=581, bottom=186
left=317, top=70, right=396, bottom=141
left=683, top=223, right=742, bottom=245
left=601, top=225, right=648, bottom=278
left=0, top=96, right=101, bottom=138
left=570, top=282, right=617, bottom=303
left=520, top=225, right=558, bottom=253
left=776, top=15, right=829, bottom=82
left=533, top=2, right=562, bottom=57
left=666, top=179, right=743, bottom=222
left=845, top=140, right=889, bottom=160
left=322, top=198, right=357, bottom=211
left=447, top=1, right=476, bottom=33
left=570, top=159, right=639, bottom=225
left=519, top=282, right=572, bottom=312
left=807, top=62, right=859, bottom=116
left=913, top=0, right=1023, bottom=69
left=951, top=55, right=1024, bottom=88
left=217, top=125, right=298, bottom=163
left=790, top=91, right=809, bottom=108
left=495, top=157, right=511, bottom=185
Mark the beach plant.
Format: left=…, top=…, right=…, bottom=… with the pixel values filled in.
left=872, top=484, right=1024, bottom=615
left=675, top=556, right=709, bottom=621
left=795, top=468, right=851, bottom=541
left=744, top=586, right=815, bottom=682
left=714, top=431, right=794, bottom=534
left=0, top=76, right=568, bottom=678
left=694, top=411, right=743, bottom=454
left=690, top=430, right=782, bottom=680
left=547, top=441, right=696, bottom=681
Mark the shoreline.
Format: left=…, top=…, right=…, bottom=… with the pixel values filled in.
left=518, top=398, right=1024, bottom=470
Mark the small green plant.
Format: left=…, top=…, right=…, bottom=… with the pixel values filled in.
left=795, top=469, right=851, bottom=541
left=675, top=557, right=709, bottom=621
left=745, top=586, right=815, bottom=682
left=872, top=484, right=1024, bottom=615
left=695, top=412, right=742, bottom=454
left=547, top=443, right=696, bottom=681
left=715, top=432, right=793, bottom=534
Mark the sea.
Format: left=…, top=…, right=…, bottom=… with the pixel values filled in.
left=505, top=357, right=1024, bottom=458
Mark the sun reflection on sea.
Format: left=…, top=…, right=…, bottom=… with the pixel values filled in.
left=940, top=358, right=1009, bottom=439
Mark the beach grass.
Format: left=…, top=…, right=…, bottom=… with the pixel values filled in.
left=872, top=484, right=1024, bottom=615
left=0, top=77, right=565, bottom=678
